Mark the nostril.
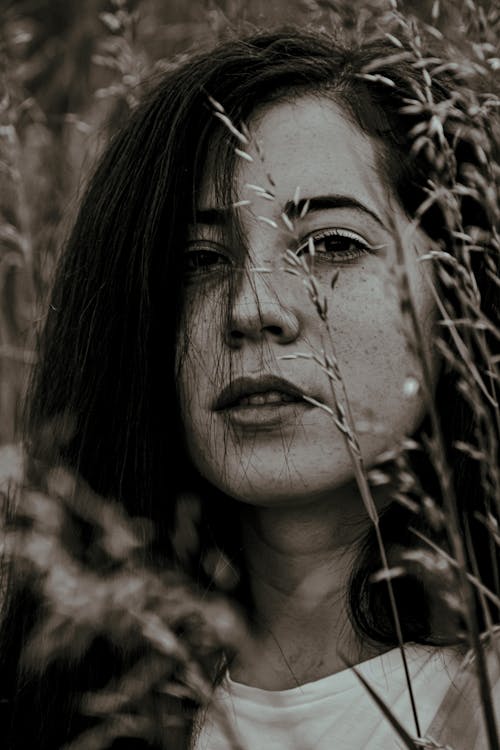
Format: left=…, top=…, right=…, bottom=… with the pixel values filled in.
left=225, top=303, right=300, bottom=347
left=266, top=325, right=283, bottom=336
left=230, top=330, right=245, bottom=340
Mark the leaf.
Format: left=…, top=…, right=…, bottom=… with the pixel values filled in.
left=99, top=12, right=122, bottom=32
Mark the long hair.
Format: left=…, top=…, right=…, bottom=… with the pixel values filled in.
left=1, top=26, right=498, bottom=749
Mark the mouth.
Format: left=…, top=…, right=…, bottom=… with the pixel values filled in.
left=214, top=375, right=306, bottom=411
left=235, top=390, right=300, bottom=407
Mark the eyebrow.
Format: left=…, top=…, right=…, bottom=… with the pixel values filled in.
left=284, top=195, right=386, bottom=229
left=193, top=194, right=386, bottom=229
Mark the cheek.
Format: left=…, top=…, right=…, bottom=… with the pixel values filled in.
left=331, top=270, right=401, bottom=360
left=178, top=285, right=224, bottom=379
left=328, top=270, right=435, bottom=435
left=177, top=290, right=226, bottom=457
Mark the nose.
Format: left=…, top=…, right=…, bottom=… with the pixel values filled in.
left=225, top=268, right=301, bottom=348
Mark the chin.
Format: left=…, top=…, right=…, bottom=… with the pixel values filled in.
left=205, top=455, right=358, bottom=508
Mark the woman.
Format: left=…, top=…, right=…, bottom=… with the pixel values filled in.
left=1, top=25, right=499, bottom=750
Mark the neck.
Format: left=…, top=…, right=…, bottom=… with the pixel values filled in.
left=231, top=482, right=391, bottom=689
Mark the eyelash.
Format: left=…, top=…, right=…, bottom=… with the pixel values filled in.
left=183, top=228, right=371, bottom=277
left=296, top=228, right=371, bottom=263
left=183, top=242, right=231, bottom=277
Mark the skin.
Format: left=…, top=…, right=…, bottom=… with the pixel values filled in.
left=178, top=95, right=439, bottom=688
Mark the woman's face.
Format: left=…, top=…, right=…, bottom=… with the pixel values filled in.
left=178, top=95, right=438, bottom=507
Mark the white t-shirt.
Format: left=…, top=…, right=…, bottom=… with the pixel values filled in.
left=194, top=644, right=463, bottom=750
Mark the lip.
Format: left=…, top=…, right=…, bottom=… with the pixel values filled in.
left=214, top=375, right=307, bottom=411
left=221, top=400, right=312, bottom=429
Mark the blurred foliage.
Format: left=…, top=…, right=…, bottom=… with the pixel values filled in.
left=1, top=450, right=247, bottom=749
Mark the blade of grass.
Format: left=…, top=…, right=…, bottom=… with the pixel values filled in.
left=339, top=652, right=421, bottom=750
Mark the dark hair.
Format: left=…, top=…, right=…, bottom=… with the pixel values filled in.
left=1, top=26, right=498, bottom=749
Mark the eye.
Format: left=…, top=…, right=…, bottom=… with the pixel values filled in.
left=297, top=228, right=371, bottom=263
left=183, top=243, right=231, bottom=277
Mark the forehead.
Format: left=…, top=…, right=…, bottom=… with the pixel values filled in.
left=198, top=95, right=390, bottom=219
